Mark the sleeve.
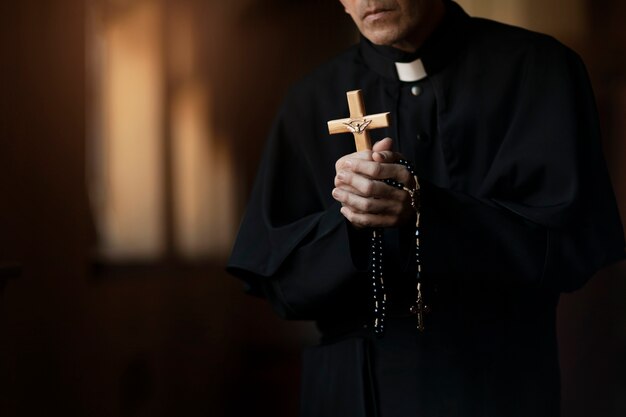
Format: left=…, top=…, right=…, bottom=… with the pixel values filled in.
left=426, top=43, right=624, bottom=292
left=226, top=93, right=369, bottom=319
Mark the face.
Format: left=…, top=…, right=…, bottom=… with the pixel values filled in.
left=339, top=0, right=443, bottom=51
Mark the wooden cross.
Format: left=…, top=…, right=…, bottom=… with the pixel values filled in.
left=327, top=90, right=390, bottom=151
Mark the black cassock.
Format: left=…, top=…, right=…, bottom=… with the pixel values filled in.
left=227, top=2, right=625, bottom=416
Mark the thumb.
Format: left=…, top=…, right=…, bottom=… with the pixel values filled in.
left=372, top=137, right=393, bottom=153
left=373, top=137, right=394, bottom=161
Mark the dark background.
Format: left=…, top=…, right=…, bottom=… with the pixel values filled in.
left=1, top=1, right=625, bottom=416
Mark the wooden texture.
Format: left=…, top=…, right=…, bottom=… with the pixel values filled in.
left=327, top=89, right=390, bottom=151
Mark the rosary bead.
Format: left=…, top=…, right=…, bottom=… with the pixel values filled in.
left=369, top=158, right=423, bottom=336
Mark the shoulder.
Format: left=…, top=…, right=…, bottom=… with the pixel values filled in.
left=466, top=17, right=582, bottom=67
left=281, top=44, right=361, bottom=109
left=267, top=44, right=362, bottom=149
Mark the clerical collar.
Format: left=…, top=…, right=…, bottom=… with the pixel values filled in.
left=358, top=0, right=471, bottom=82
left=367, top=39, right=428, bottom=81
left=395, top=59, right=428, bottom=82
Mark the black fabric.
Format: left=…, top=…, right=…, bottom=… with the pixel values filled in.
left=372, top=284, right=561, bottom=417
left=300, top=337, right=376, bottom=417
left=227, top=1, right=625, bottom=415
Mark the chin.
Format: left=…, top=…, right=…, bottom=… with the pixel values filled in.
left=364, top=30, right=401, bottom=47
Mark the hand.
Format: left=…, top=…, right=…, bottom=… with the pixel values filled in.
left=332, top=138, right=417, bottom=228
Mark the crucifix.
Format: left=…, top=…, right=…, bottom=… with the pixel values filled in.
left=410, top=282, right=431, bottom=331
left=327, top=89, right=390, bottom=151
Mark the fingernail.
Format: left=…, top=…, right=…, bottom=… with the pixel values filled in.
left=332, top=188, right=340, bottom=198
left=376, top=152, right=386, bottom=160
left=343, top=160, right=352, bottom=169
left=337, top=172, right=345, bottom=181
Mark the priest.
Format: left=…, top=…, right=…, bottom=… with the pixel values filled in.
left=227, top=1, right=625, bottom=416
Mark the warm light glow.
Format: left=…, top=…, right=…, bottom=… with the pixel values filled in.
left=457, top=0, right=527, bottom=27
left=171, top=82, right=237, bottom=260
left=89, top=0, right=237, bottom=262
left=98, top=1, right=165, bottom=260
left=457, top=0, right=588, bottom=41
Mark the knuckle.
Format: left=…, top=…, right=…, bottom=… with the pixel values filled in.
left=360, top=217, right=372, bottom=228
left=380, top=217, right=393, bottom=228
left=400, top=171, right=412, bottom=185
left=397, top=189, right=410, bottom=202
left=383, top=183, right=397, bottom=196
left=372, top=164, right=384, bottom=178
left=361, top=199, right=375, bottom=212
left=350, top=196, right=365, bottom=212
left=363, top=181, right=376, bottom=195
left=388, top=204, right=401, bottom=216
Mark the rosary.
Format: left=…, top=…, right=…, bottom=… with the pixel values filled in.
left=327, top=90, right=430, bottom=336
left=375, top=161, right=427, bottom=335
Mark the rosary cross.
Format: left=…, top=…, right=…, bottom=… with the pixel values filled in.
left=409, top=282, right=431, bottom=332
left=327, top=90, right=390, bottom=151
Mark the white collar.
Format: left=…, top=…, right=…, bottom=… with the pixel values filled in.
left=395, top=58, right=428, bottom=82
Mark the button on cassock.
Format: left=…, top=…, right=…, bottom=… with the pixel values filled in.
left=416, top=132, right=430, bottom=144
left=411, top=85, right=422, bottom=96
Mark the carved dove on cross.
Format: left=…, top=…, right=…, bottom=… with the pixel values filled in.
left=327, top=90, right=390, bottom=151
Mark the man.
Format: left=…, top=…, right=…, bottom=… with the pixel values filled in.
left=228, top=1, right=625, bottom=416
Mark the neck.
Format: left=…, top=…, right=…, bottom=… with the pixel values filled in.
left=391, top=0, right=446, bottom=53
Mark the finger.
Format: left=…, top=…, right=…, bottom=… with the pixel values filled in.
left=335, top=170, right=403, bottom=199
left=334, top=178, right=368, bottom=198
left=335, top=150, right=373, bottom=171
left=334, top=186, right=410, bottom=219
left=340, top=206, right=397, bottom=229
left=372, top=150, right=405, bottom=163
left=344, top=159, right=413, bottom=185
left=332, top=188, right=379, bottom=213
left=372, top=137, right=393, bottom=152
left=333, top=188, right=408, bottom=218
left=332, top=188, right=395, bottom=214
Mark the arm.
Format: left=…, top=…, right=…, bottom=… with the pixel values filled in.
left=227, top=96, right=372, bottom=319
